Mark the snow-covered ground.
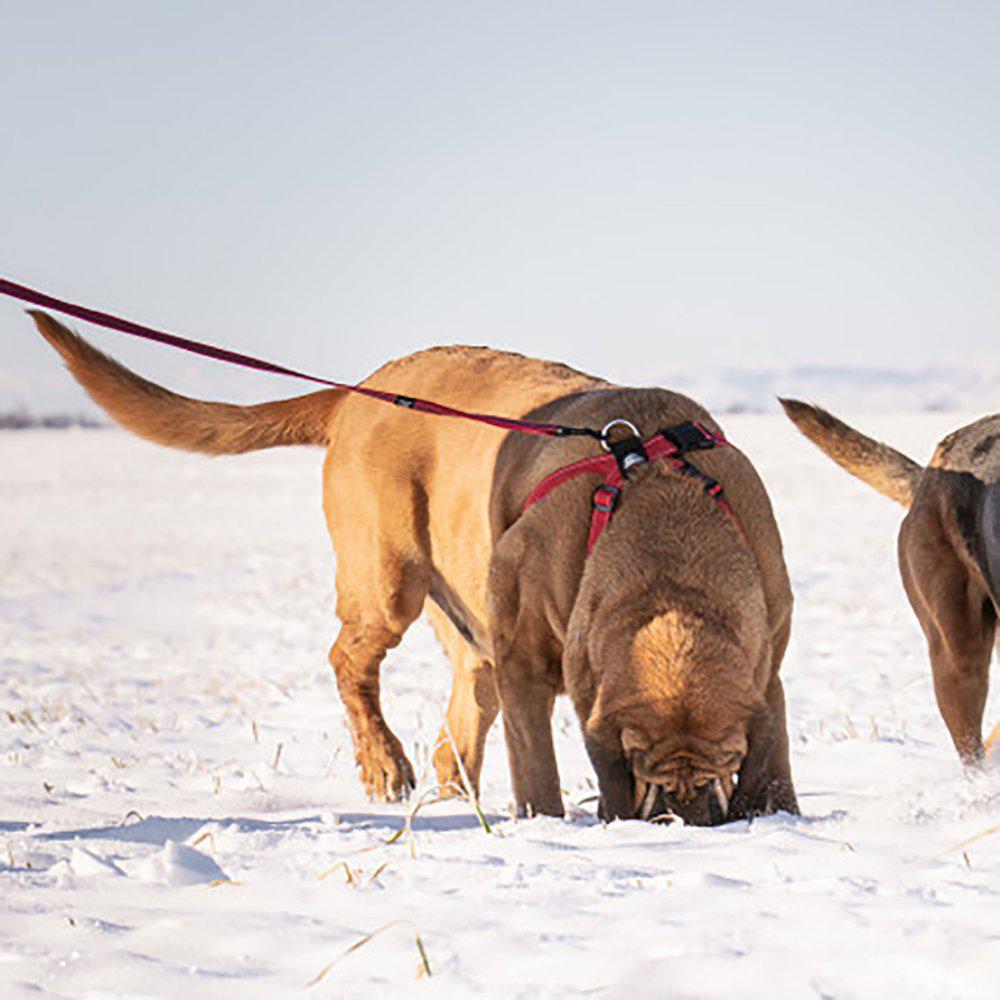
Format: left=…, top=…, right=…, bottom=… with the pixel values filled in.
left=1, top=413, right=998, bottom=999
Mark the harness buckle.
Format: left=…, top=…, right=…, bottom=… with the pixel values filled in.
left=660, top=421, right=716, bottom=453
left=608, top=436, right=648, bottom=479
left=600, top=419, right=649, bottom=478
left=592, top=484, right=620, bottom=513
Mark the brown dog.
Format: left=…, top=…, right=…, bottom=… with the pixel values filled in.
left=781, top=400, right=999, bottom=764
left=29, top=309, right=798, bottom=822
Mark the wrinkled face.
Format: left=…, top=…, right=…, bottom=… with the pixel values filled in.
left=605, top=610, right=758, bottom=825
left=579, top=607, right=765, bottom=826
left=623, top=729, right=746, bottom=826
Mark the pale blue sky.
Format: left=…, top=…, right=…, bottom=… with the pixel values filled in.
left=2, top=2, right=999, bottom=410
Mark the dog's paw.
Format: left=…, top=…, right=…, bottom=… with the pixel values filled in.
left=431, top=740, right=477, bottom=799
left=984, top=720, right=1000, bottom=764
left=763, top=778, right=799, bottom=816
left=728, top=776, right=799, bottom=822
left=356, top=735, right=415, bottom=803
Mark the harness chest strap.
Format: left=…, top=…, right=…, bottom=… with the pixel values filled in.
left=523, top=421, right=741, bottom=555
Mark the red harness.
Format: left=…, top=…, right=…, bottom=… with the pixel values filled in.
left=524, top=420, right=740, bottom=554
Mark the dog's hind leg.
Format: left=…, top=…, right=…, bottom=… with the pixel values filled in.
left=323, top=444, right=435, bottom=801
left=900, top=508, right=996, bottom=763
left=426, top=605, right=500, bottom=796
left=328, top=610, right=420, bottom=802
left=327, top=546, right=428, bottom=802
left=435, top=656, right=499, bottom=795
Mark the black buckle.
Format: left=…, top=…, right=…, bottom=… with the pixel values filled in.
left=592, top=484, right=620, bottom=513
left=394, top=395, right=417, bottom=408
left=659, top=421, right=715, bottom=454
left=607, top=435, right=648, bottom=478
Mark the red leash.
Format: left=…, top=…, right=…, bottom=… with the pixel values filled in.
left=1, top=277, right=742, bottom=556
left=0, top=276, right=602, bottom=442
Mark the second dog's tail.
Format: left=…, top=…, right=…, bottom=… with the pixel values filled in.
left=29, top=310, right=342, bottom=454
left=779, top=398, right=923, bottom=508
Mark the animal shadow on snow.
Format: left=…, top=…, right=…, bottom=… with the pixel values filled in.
left=34, top=809, right=507, bottom=846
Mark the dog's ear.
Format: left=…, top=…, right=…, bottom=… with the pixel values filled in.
left=727, top=703, right=776, bottom=821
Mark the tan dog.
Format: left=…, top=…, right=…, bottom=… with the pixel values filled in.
left=781, top=401, right=999, bottom=764
left=29, top=309, right=798, bottom=822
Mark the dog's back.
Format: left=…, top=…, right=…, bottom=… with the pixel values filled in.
left=931, top=415, right=1000, bottom=610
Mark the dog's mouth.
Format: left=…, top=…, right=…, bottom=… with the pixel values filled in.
left=632, top=772, right=734, bottom=826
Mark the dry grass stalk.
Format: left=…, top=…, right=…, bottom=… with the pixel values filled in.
left=316, top=860, right=358, bottom=885
left=190, top=831, right=217, bottom=854
left=315, top=858, right=391, bottom=888
left=842, top=714, right=858, bottom=740
left=367, top=861, right=390, bottom=887
left=440, top=722, right=492, bottom=834
left=307, top=919, right=431, bottom=987
left=941, top=824, right=1000, bottom=856
left=399, top=787, right=445, bottom=858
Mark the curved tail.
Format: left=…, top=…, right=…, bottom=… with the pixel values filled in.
left=779, top=398, right=923, bottom=508
left=29, top=310, right=341, bottom=454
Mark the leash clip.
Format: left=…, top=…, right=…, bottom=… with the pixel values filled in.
left=601, top=419, right=649, bottom=478
left=599, top=419, right=641, bottom=450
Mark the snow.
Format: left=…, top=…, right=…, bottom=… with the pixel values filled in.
left=1, top=413, right=998, bottom=998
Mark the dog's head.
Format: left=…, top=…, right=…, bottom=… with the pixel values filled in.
left=581, top=608, right=771, bottom=826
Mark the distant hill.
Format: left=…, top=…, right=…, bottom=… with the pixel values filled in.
left=642, top=364, right=1000, bottom=414
left=0, top=409, right=104, bottom=429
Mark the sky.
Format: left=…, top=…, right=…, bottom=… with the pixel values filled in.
left=2, top=1, right=999, bottom=411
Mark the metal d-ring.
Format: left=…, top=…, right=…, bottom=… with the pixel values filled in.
left=600, top=418, right=641, bottom=450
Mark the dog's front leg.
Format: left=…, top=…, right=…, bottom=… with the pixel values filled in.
left=728, top=677, right=799, bottom=820
left=496, top=662, right=564, bottom=817
left=488, top=524, right=564, bottom=817
left=759, top=674, right=799, bottom=814
left=584, top=734, right=634, bottom=821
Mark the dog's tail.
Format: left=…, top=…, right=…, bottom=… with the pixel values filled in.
left=779, top=398, right=923, bottom=508
left=28, top=310, right=341, bottom=454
